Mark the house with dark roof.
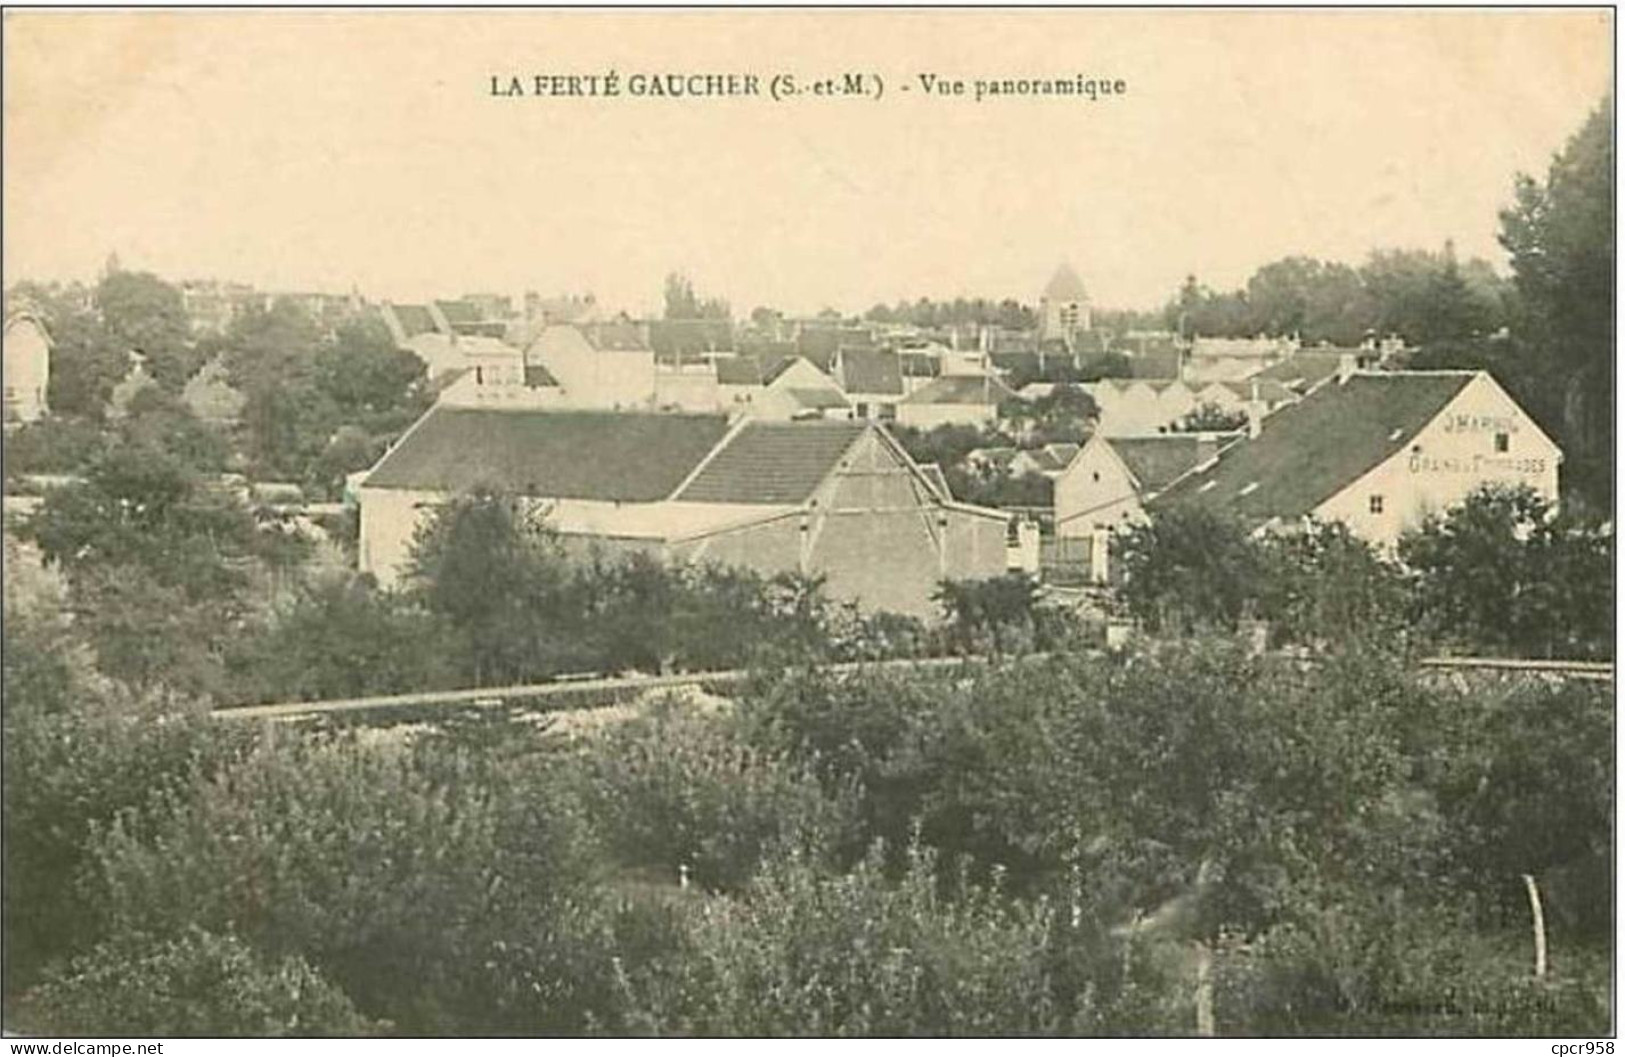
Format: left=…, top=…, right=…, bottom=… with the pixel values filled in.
left=1149, top=370, right=1561, bottom=547
left=897, top=373, right=1018, bottom=430
left=834, top=347, right=906, bottom=421
left=1251, top=349, right=1358, bottom=393
left=649, top=319, right=735, bottom=363
left=357, top=408, right=1009, bottom=617
left=1054, top=432, right=1239, bottom=541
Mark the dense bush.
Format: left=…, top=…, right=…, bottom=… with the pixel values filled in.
left=1, top=610, right=250, bottom=990
left=570, top=696, right=861, bottom=892
left=4, top=603, right=1610, bottom=1036
left=1400, top=484, right=1613, bottom=659
left=29, top=929, right=375, bottom=1037
left=1120, top=488, right=1610, bottom=660
left=88, top=723, right=613, bottom=1034
left=620, top=843, right=1077, bottom=1036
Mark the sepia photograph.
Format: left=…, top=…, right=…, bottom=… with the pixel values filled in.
left=0, top=6, right=1616, bottom=1042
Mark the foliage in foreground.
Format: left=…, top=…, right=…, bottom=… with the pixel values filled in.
left=3, top=620, right=1611, bottom=1037
left=29, top=929, right=375, bottom=1038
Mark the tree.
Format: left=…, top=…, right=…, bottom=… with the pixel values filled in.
left=314, top=318, right=424, bottom=413
left=1172, top=402, right=1248, bottom=434
left=1398, top=483, right=1612, bottom=659
left=664, top=272, right=729, bottom=321
left=1498, top=99, right=1614, bottom=505
left=1115, top=505, right=1267, bottom=632
left=95, top=271, right=196, bottom=390
left=405, top=487, right=578, bottom=686
left=934, top=573, right=1042, bottom=655
left=21, top=445, right=299, bottom=694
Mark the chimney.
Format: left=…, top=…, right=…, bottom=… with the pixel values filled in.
left=1244, top=381, right=1267, bottom=438
left=1337, top=352, right=1357, bottom=384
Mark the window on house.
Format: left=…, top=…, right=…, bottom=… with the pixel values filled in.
left=1369, top=495, right=1384, bottom=515
left=474, top=366, right=484, bottom=385
left=879, top=403, right=896, bottom=421
left=855, top=402, right=869, bottom=418
left=1091, top=471, right=1101, bottom=482
left=1494, top=432, right=1510, bottom=453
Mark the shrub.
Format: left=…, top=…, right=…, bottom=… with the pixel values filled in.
left=2, top=610, right=250, bottom=989
left=620, top=842, right=1072, bottom=1036
left=571, top=696, right=860, bottom=892
left=29, top=928, right=375, bottom=1037
left=1222, top=896, right=1611, bottom=1036
left=89, top=725, right=612, bottom=1034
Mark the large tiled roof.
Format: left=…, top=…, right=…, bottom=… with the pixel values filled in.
left=838, top=348, right=905, bottom=396
left=677, top=420, right=867, bottom=504
left=903, top=374, right=1017, bottom=406
left=435, top=300, right=484, bottom=325
left=650, top=319, right=735, bottom=360
left=713, top=356, right=764, bottom=386
left=365, top=407, right=731, bottom=500
left=1043, top=262, right=1089, bottom=302
left=1251, top=351, right=1350, bottom=391
left=1108, top=434, right=1234, bottom=492
left=1129, top=347, right=1183, bottom=380
left=391, top=304, right=440, bottom=338
left=1151, top=372, right=1477, bottom=521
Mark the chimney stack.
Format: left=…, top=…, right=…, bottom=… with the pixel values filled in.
left=1337, top=352, right=1357, bottom=384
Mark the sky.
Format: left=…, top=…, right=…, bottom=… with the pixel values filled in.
left=3, top=10, right=1612, bottom=317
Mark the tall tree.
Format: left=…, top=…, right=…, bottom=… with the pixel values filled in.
left=1498, top=99, right=1614, bottom=504
left=95, top=271, right=195, bottom=390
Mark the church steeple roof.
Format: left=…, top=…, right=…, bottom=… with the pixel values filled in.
left=1043, top=262, right=1089, bottom=303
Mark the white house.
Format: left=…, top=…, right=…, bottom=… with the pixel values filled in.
left=2, top=312, right=51, bottom=424
left=896, top=374, right=1017, bottom=430
left=1149, top=370, right=1562, bottom=549
left=834, top=347, right=906, bottom=421
left=526, top=321, right=657, bottom=409
left=1084, top=377, right=1294, bottom=436
left=1054, top=432, right=1235, bottom=540
left=753, top=357, right=851, bottom=420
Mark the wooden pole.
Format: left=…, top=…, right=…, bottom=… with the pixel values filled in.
left=1521, top=873, right=1548, bottom=979
left=1194, top=941, right=1215, bottom=1036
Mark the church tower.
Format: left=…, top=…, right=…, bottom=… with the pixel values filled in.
left=1039, top=262, right=1091, bottom=341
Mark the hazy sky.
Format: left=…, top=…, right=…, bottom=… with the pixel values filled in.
left=4, top=10, right=1612, bottom=316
